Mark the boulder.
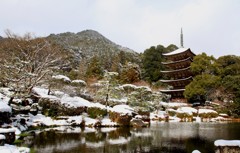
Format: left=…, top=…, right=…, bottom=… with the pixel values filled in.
left=109, top=111, right=132, bottom=126
left=39, top=97, right=86, bottom=116
left=0, top=128, right=15, bottom=144
left=130, top=118, right=147, bottom=127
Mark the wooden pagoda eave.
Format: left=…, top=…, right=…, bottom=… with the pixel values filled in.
left=163, top=48, right=196, bottom=61
left=162, top=57, right=193, bottom=69
left=161, top=66, right=191, bottom=74
left=160, top=76, right=193, bottom=83
left=160, top=88, right=185, bottom=92
left=162, top=57, right=193, bottom=65
left=160, top=89, right=185, bottom=97
left=160, top=76, right=192, bottom=87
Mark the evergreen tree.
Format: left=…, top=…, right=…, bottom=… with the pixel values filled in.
left=142, top=44, right=177, bottom=83
left=85, top=56, right=104, bottom=78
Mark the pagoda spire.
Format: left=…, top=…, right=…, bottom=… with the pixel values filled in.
left=180, top=28, right=184, bottom=48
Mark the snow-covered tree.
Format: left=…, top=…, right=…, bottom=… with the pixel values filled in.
left=0, top=30, right=66, bottom=95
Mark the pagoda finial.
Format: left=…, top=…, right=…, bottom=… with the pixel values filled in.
left=180, top=28, right=184, bottom=48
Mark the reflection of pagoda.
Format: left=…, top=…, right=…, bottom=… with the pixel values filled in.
left=160, top=29, right=195, bottom=102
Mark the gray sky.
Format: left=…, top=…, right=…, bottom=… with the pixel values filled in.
left=1, top=0, right=240, bottom=58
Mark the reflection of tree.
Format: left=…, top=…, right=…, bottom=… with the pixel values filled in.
left=108, top=127, right=131, bottom=139
left=85, top=131, right=106, bottom=142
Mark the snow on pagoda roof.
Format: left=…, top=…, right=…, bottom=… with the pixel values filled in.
left=161, top=66, right=191, bottom=73
left=162, top=57, right=193, bottom=65
left=163, top=48, right=194, bottom=56
left=160, top=89, right=185, bottom=93
left=160, top=76, right=192, bottom=83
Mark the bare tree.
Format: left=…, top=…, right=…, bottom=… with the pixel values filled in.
left=0, top=30, right=66, bottom=95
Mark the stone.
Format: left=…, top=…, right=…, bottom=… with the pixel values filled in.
left=130, top=118, right=147, bottom=127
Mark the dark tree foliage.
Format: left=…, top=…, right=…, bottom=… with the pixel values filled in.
left=184, top=74, right=221, bottom=102
left=85, top=56, right=104, bottom=78
left=190, top=53, right=217, bottom=75
left=142, top=44, right=178, bottom=83
left=185, top=53, right=240, bottom=116
left=216, top=55, right=240, bottom=77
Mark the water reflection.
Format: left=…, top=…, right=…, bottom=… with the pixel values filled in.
left=22, top=122, right=240, bottom=153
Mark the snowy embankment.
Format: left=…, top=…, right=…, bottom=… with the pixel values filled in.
left=215, top=140, right=240, bottom=147
left=151, top=102, right=226, bottom=122
left=30, top=87, right=134, bottom=127
left=215, top=140, right=240, bottom=153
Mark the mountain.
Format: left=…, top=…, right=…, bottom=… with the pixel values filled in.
left=47, top=30, right=141, bottom=70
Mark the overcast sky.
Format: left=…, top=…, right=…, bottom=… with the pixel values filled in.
left=1, top=0, right=240, bottom=58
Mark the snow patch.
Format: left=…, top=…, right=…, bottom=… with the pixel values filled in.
left=160, top=102, right=188, bottom=108
left=214, top=139, right=240, bottom=147
left=199, top=109, right=217, bottom=114
left=101, top=118, right=117, bottom=126
left=0, top=144, right=30, bottom=153
left=110, top=104, right=134, bottom=115
left=52, top=75, right=71, bottom=82
left=192, top=150, right=201, bottom=153
left=0, top=128, right=15, bottom=133
left=0, top=134, right=5, bottom=140
left=177, top=107, right=197, bottom=115
left=60, top=94, right=91, bottom=108
left=0, top=101, right=11, bottom=113
left=71, top=80, right=86, bottom=86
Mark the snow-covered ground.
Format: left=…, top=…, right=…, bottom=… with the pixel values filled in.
left=0, top=144, right=29, bottom=153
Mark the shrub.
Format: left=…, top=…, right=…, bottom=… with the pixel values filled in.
left=87, top=107, right=107, bottom=118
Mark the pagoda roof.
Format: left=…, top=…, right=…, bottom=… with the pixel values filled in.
left=161, top=66, right=191, bottom=73
left=163, top=48, right=195, bottom=56
left=162, top=57, right=193, bottom=65
left=160, top=88, right=185, bottom=93
left=160, top=76, right=192, bottom=83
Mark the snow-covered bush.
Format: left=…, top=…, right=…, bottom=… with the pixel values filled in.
left=71, top=80, right=87, bottom=87
left=52, top=75, right=71, bottom=83
left=167, top=109, right=177, bottom=117
left=198, top=109, right=218, bottom=118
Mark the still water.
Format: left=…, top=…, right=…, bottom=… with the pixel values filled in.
left=23, top=122, right=240, bottom=153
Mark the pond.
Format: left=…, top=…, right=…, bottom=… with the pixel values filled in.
left=21, top=122, right=240, bottom=153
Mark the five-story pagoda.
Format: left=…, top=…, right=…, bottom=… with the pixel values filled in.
left=160, top=29, right=195, bottom=102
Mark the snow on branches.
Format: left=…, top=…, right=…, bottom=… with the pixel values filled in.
left=0, top=30, right=66, bottom=94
